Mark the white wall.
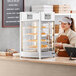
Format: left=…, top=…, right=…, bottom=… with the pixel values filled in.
left=0, top=0, right=20, bottom=51
left=25, top=0, right=76, bottom=11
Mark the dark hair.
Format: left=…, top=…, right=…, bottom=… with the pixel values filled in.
left=65, top=17, right=75, bottom=31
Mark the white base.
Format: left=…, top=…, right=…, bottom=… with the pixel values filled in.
left=20, top=51, right=55, bottom=58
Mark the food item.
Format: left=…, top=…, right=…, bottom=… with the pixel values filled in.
left=29, top=46, right=37, bottom=48
left=27, top=33, right=46, bottom=35
left=42, top=26, right=46, bottom=28
left=41, top=33, right=46, bottom=35
left=28, top=39, right=46, bottom=42
left=29, top=26, right=37, bottom=28
left=6, top=52, right=13, bottom=56
left=6, top=49, right=18, bottom=56
left=28, top=39, right=37, bottom=42
left=0, top=52, right=6, bottom=56
left=41, top=39, right=46, bottom=42
left=41, top=45, right=47, bottom=48
left=28, top=33, right=37, bottom=35
left=29, top=45, right=48, bottom=48
left=28, top=26, right=46, bottom=28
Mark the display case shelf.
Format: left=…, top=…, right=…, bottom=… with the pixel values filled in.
left=23, top=26, right=46, bottom=29
left=24, top=33, right=46, bottom=35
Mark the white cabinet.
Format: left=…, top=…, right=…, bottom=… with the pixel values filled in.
left=20, top=12, right=55, bottom=59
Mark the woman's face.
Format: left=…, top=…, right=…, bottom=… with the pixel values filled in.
left=61, top=22, right=70, bottom=30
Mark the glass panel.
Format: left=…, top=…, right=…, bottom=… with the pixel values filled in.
left=21, top=21, right=39, bottom=52
left=40, top=21, right=54, bottom=58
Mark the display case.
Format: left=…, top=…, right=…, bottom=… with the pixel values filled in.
left=20, top=12, right=55, bottom=59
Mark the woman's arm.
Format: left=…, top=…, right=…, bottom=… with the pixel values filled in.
left=55, top=36, right=76, bottom=49
left=63, top=36, right=76, bottom=48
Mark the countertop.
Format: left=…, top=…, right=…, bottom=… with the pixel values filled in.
left=0, top=56, right=76, bottom=66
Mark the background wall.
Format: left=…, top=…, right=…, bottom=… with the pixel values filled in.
left=0, top=0, right=76, bottom=52
left=25, top=0, right=76, bottom=11
left=0, top=0, right=20, bottom=52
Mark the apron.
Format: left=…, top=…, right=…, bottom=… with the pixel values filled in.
left=55, top=30, right=70, bottom=57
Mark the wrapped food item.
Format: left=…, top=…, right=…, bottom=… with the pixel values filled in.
left=6, top=49, right=18, bottom=56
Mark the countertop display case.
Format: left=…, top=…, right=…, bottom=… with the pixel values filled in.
left=20, top=12, right=55, bottom=59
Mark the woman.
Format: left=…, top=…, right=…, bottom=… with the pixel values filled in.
left=55, top=17, right=76, bottom=57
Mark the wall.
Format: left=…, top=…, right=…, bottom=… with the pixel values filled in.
left=0, top=0, right=20, bottom=51
left=25, top=0, right=76, bottom=11
left=0, top=0, right=76, bottom=52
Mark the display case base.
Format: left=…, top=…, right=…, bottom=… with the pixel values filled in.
left=20, top=51, right=55, bottom=58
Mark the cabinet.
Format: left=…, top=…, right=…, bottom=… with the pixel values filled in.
left=20, top=12, right=55, bottom=59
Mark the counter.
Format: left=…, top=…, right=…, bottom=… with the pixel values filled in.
left=0, top=56, right=76, bottom=66
left=0, top=56, right=76, bottom=76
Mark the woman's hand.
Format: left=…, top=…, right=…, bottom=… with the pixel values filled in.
left=54, top=43, right=63, bottom=48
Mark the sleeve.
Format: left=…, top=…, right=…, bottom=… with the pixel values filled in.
left=63, top=36, right=76, bottom=48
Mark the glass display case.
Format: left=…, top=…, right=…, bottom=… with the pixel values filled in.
left=20, top=12, right=55, bottom=59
